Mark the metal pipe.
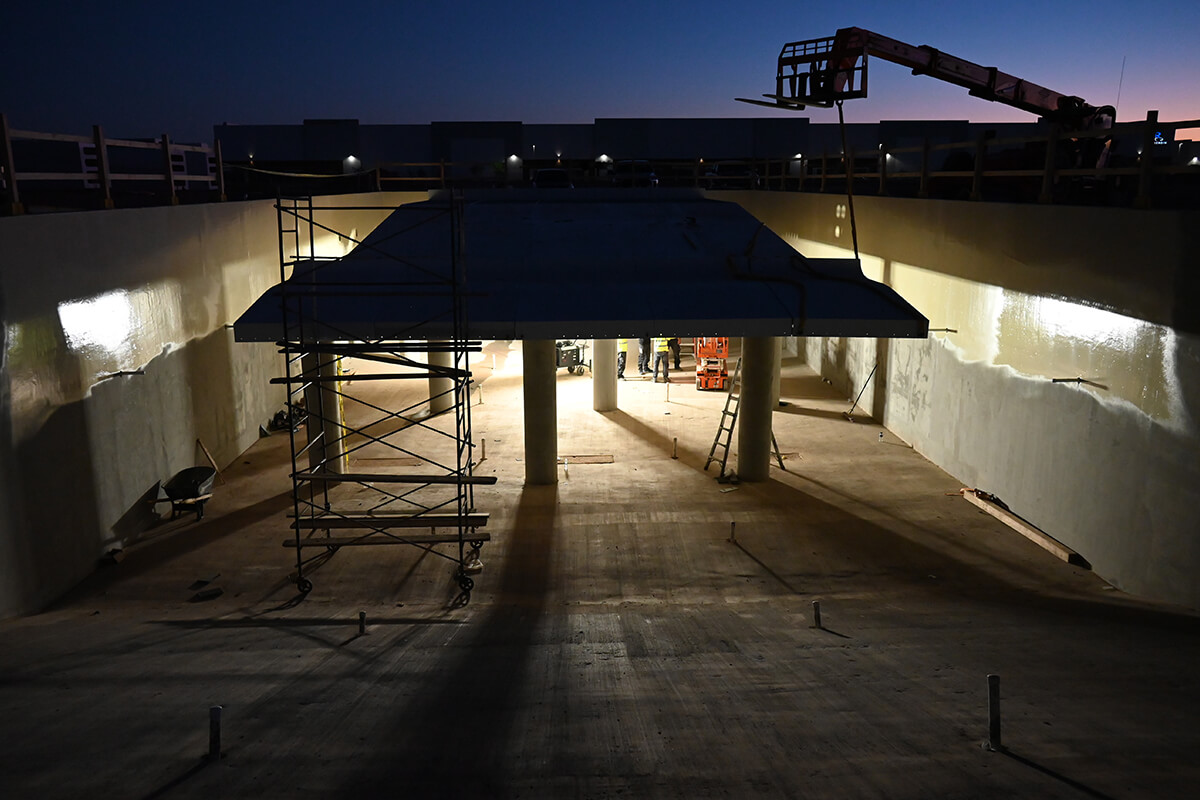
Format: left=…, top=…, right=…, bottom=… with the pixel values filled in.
left=987, top=674, right=1002, bottom=750
left=208, top=705, right=222, bottom=761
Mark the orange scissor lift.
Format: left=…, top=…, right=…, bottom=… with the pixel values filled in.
left=694, top=336, right=730, bottom=390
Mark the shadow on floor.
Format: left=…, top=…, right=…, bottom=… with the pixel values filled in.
left=340, top=484, right=559, bottom=796
left=601, top=409, right=709, bottom=473
left=51, top=489, right=297, bottom=607
left=752, top=474, right=1200, bottom=632
left=998, top=747, right=1118, bottom=800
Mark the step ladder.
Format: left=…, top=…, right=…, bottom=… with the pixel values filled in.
left=704, top=357, right=785, bottom=478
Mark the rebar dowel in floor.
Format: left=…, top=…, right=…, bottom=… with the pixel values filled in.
left=986, top=674, right=1002, bottom=751
left=208, top=705, right=222, bottom=761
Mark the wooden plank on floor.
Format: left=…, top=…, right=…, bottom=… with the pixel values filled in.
left=283, top=531, right=491, bottom=547
left=292, top=511, right=490, bottom=529
left=962, top=489, right=1089, bottom=567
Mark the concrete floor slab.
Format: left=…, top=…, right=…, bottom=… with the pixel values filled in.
left=2, top=345, right=1197, bottom=799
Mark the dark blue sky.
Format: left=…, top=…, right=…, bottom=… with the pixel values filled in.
left=2, top=0, right=1197, bottom=143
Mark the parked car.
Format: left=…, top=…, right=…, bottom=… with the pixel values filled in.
left=703, top=161, right=760, bottom=189
left=533, top=168, right=573, bottom=188
left=611, top=160, right=658, bottom=187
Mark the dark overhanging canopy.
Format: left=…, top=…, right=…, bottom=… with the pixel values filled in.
left=233, top=189, right=927, bottom=343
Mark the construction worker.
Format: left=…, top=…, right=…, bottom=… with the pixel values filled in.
left=652, top=337, right=671, bottom=383
left=668, top=337, right=681, bottom=370
left=638, top=336, right=651, bottom=375
left=616, top=338, right=628, bottom=379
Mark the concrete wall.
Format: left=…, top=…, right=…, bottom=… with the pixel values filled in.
left=732, top=191, right=1200, bottom=610
left=0, top=192, right=420, bottom=616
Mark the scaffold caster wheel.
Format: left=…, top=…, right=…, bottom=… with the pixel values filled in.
left=297, top=577, right=313, bottom=594
left=456, top=573, right=474, bottom=594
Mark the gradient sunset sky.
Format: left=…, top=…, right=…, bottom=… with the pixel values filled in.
left=2, top=0, right=1197, bottom=143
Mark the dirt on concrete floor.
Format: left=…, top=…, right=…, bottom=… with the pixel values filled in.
left=2, top=346, right=1198, bottom=799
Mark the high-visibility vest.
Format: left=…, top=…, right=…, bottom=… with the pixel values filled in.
left=654, top=337, right=669, bottom=352
left=617, top=338, right=628, bottom=352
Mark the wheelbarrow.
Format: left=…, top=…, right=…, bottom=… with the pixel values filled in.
left=156, top=466, right=217, bottom=520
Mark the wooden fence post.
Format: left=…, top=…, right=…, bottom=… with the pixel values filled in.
left=1134, top=110, right=1158, bottom=209
left=970, top=131, right=988, bottom=201
left=878, top=146, right=888, bottom=196
left=93, top=125, right=113, bottom=209
left=918, top=137, right=930, bottom=199
left=0, top=113, right=23, bottom=215
left=1038, top=124, right=1060, bottom=204
left=161, top=133, right=178, bottom=205
left=214, top=139, right=227, bottom=201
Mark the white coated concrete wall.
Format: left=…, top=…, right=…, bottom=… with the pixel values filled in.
left=731, top=191, right=1200, bottom=610
left=0, top=192, right=423, bottom=616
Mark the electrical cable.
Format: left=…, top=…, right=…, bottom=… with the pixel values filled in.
left=226, top=162, right=379, bottom=179
left=835, top=100, right=861, bottom=262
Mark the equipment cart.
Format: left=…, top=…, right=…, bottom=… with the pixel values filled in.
left=555, top=339, right=591, bottom=375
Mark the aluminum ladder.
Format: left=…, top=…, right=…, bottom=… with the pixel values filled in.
left=704, top=357, right=785, bottom=478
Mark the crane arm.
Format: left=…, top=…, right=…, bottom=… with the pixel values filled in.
left=737, top=27, right=1113, bottom=130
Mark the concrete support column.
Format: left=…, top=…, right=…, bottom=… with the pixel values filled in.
left=523, top=339, right=558, bottom=485
left=737, top=336, right=775, bottom=482
left=771, top=337, right=783, bottom=407
left=427, top=346, right=453, bottom=416
left=301, top=353, right=323, bottom=476
left=301, top=351, right=347, bottom=504
left=593, top=339, right=617, bottom=411
left=318, top=352, right=346, bottom=474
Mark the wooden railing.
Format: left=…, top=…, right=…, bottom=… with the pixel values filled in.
left=369, top=115, right=1197, bottom=209
left=724, top=112, right=1200, bottom=209
left=4, top=112, right=1195, bottom=213
left=0, top=113, right=225, bottom=214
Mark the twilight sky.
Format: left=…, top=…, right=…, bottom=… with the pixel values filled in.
left=2, top=0, right=1197, bottom=144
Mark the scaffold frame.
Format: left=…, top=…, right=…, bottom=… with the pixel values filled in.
left=274, top=194, right=491, bottom=603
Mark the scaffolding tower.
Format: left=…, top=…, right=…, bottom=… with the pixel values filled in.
left=274, top=194, right=493, bottom=603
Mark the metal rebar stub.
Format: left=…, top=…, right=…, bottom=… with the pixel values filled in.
left=359, top=611, right=366, bottom=635
left=208, top=705, right=223, bottom=761
left=985, top=674, right=1002, bottom=751
left=812, top=600, right=822, bottom=629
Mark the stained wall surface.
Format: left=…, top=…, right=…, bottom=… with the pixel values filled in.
left=732, top=191, right=1200, bottom=609
left=0, top=193, right=419, bottom=616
